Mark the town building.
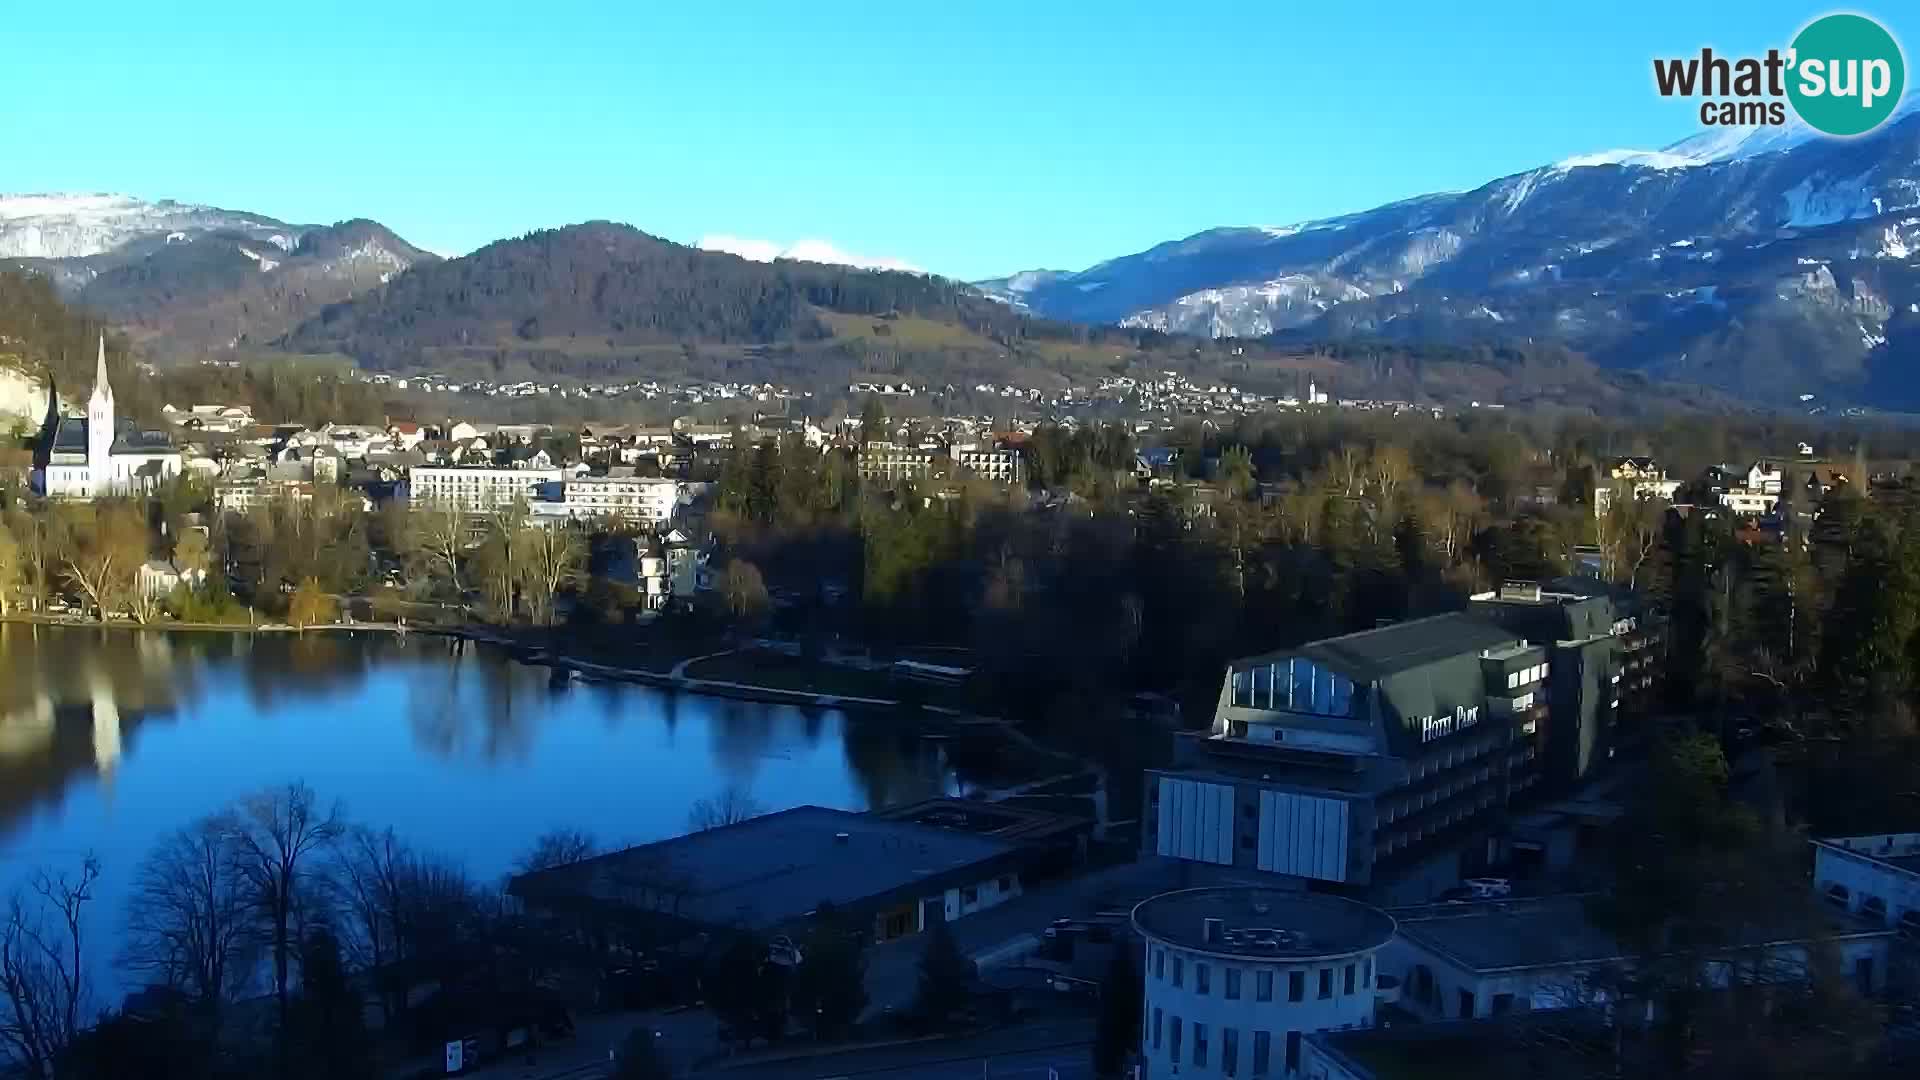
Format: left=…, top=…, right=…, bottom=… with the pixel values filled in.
left=1143, top=603, right=1634, bottom=903
left=954, top=446, right=1023, bottom=485
left=1133, top=886, right=1398, bottom=1079
left=39, top=338, right=183, bottom=499
left=408, top=464, right=566, bottom=511
left=857, top=440, right=933, bottom=483
left=508, top=804, right=1066, bottom=946
left=553, top=475, right=680, bottom=526
left=1382, top=893, right=1892, bottom=1022
left=1813, top=832, right=1920, bottom=938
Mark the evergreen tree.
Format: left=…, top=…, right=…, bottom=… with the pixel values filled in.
left=788, top=902, right=868, bottom=1040
left=1091, top=945, right=1142, bottom=1076
left=914, top=920, right=972, bottom=1027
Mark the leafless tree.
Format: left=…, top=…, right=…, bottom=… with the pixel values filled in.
left=514, top=827, right=598, bottom=875
left=409, top=500, right=469, bottom=595
left=229, top=782, right=343, bottom=1039
left=329, top=825, right=410, bottom=978
left=688, top=786, right=767, bottom=832
left=0, top=856, right=100, bottom=1080
left=122, top=815, right=255, bottom=1021
left=521, top=525, right=584, bottom=626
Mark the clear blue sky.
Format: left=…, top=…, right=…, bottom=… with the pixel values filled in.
left=2, top=1, right=1911, bottom=280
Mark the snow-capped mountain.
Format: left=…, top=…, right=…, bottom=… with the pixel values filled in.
left=977, top=108, right=1920, bottom=406
left=1, top=194, right=436, bottom=356
left=0, top=193, right=298, bottom=260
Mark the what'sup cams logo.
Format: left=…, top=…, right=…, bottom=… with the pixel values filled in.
left=1654, top=12, right=1905, bottom=136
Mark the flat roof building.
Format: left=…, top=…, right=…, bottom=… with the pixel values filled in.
left=1145, top=595, right=1644, bottom=903
left=1133, top=887, right=1397, bottom=1079
left=1383, top=894, right=1893, bottom=1022
left=510, top=804, right=1053, bottom=945
left=1813, top=832, right=1920, bottom=938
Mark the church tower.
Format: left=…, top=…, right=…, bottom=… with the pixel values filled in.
left=86, top=335, right=114, bottom=495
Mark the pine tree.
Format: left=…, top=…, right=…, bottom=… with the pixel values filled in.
left=1091, top=945, right=1142, bottom=1076
left=914, top=920, right=972, bottom=1027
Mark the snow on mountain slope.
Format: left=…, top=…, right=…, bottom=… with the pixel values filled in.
left=0, top=193, right=296, bottom=258
left=974, top=111, right=1920, bottom=404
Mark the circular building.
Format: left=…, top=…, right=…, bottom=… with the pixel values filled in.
left=1131, top=887, right=1396, bottom=1079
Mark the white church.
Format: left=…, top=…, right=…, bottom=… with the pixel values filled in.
left=39, top=337, right=182, bottom=499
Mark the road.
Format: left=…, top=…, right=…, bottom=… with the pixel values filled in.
left=713, top=1019, right=1092, bottom=1080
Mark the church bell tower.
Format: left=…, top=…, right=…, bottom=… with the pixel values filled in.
left=86, top=335, right=114, bottom=495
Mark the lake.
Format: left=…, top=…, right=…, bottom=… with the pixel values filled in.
left=0, top=624, right=964, bottom=991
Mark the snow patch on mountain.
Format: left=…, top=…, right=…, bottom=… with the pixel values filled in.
left=1782, top=173, right=1882, bottom=228
left=0, top=192, right=296, bottom=258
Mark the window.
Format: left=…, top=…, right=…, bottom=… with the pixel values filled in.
left=1172, top=956, right=1184, bottom=988
left=1288, top=970, right=1305, bottom=1002
left=1492, top=992, right=1514, bottom=1015
left=1318, top=968, right=1332, bottom=999
left=1363, top=956, right=1373, bottom=987
left=1193, top=1022, right=1208, bottom=1067
left=1195, top=963, right=1210, bottom=995
left=961, top=886, right=978, bottom=905
left=1222, top=1027, right=1239, bottom=1076
left=1458, top=989, right=1475, bottom=1018
left=1153, top=1008, right=1162, bottom=1049
left=1344, top=963, right=1355, bottom=995
left=1169, top=1017, right=1182, bottom=1060
left=1253, top=1030, right=1271, bottom=1074
left=1154, top=949, right=1165, bottom=980
left=997, top=876, right=1012, bottom=892
left=1256, top=970, right=1273, bottom=1002
left=1225, top=967, right=1242, bottom=1000
left=1286, top=1031, right=1301, bottom=1071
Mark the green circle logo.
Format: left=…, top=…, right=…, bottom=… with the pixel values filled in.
left=1788, top=13, right=1906, bottom=136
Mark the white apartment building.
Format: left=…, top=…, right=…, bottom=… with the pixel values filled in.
left=553, top=476, right=680, bottom=525
left=1719, top=487, right=1775, bottom=517
left=1746, top=460, right=1783, bottom=495
left=1814, top=833, right=1920, bottom=938
left=1133, top=887, right=1397, bottom=1079
left=409, top=465, right=565, bottom=511
left=214, top=479, right=315, bottom=514
left=955, top=447, right=1023, bottom=485
left=858, top=440, right=933, bottom=483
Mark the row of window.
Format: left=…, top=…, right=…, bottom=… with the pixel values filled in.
left=1149, top=1012, right=1303, bottom=1076
left=1151, top=948, right=1372, bottom=1001
left=1228, top=657, right=1356, bottom=717
left=1504, top=662, right=1548, bottom=689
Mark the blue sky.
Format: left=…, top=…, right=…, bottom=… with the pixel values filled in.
left=2, top=1, right=1912, bottom=280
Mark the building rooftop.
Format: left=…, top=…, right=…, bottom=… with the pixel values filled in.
left=1391, top=893, right=1891, bottom=975
left=1311, top=1014, right=1618, bottom=1080
left=1815, top=833, right=1920, bottom=876
left=508, top=805, right=1018, bottom=931
left=1286, top=614, right=1523, bottom=683
left=1131, top=887, right=1395, bottom=960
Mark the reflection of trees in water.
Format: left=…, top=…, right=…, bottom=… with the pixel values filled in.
left=403, top=641, right=539, bottom=763
left=707, top=698, right=777, bottom=785
left=0, top=626, right=191, bottom=840
left=237, top=634, right=375, bottom=710
left=840, top=723, right=948, bottom=811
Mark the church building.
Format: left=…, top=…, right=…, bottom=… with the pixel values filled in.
left=39, top=338, right=182, bottom=499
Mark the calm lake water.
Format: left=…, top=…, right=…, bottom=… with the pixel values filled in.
left=0, top=624, right=962, bottom=989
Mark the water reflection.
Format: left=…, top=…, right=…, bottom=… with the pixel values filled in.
left=0, top=626, right=963, bottom=868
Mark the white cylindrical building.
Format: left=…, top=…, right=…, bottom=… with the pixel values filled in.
left=1132, top=887, right=1396, bottom=1078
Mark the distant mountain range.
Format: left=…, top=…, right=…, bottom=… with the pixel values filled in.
left=23, top=104, right=1920, bottom=413
left=975, top=105, right=1920, bottom=408
left=0, top=194, right=436, bottom=355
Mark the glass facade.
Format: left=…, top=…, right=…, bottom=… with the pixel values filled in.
left=1229, top=656, right=1355, bottom=716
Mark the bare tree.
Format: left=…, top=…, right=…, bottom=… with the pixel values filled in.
left=123, top=815, right=254, bottom=1020
left=0, top=856, right=100, bottom=1080
left=515, top=827, right=599, bottom=875
left=0, top=518, right=19, bottom=617
left=1, top=508, right=51, bottom=613
left=688, top=786, right=767, bottom=831
left=329, top=825, right=410, bottom=978
left=56, top=501, right=148, bottom=621
left=230, top=782, right=343, bottom=1040
left=409, top=500, right=469, bottom=596
left=521, top=525, right=583, bottom=626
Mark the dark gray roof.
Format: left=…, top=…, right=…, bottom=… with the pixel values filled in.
left=1391, top=894, right=1890, bottom=974
left=510, top=805, right=1017, bottom=931
left=50, top=416, right=87, bottom=453
left=1131, top=887, right=1396, bottom=960
left=1294, top=614, right=1522, bottom=682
